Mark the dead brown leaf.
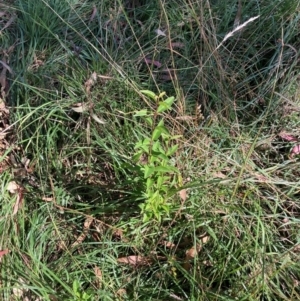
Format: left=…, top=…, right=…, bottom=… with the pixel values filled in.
left=175, top=115, right=194, bottom=121
left=143, top=58, right=162, bottom=68
left=183, top=246, right=200, bottom=271
left=7, top=181, right=19, bottom=193
left=71, top=102, right=90, bottom=113
left=185, top=244, right=202, bottom=261
left=116, top=288, right=127, bottom=298
left=213, top=172, right=226, bottom=179
left=290, top=145, right=300, bottom=158
left=0, top=249, right=9, bottom=258
left=201, top=235, right=210, bottom=244
left=160, top=68, right=176, bottom=81
left=94, top=266, right=102, bottom=288
left=179, top=189, right=187, bottom=202
left=117, top=255, right=152, bottom=266
left=113, top=228, right=123, bottom=239
left=183, top=237, right=209, bottom=270
left=89, top=5, right=97, bottom=22
left=278, top=131, right=298, bottom=142
left=85, top=72, right=97, bottom=95
left=169, top=42, right=185, bottom=49
left=7, top=182, right=25, bottom=216
left=162, top=241, right=176, bottom=249
left=71, top=216, right=93, bottom=248
left=0, top=97, right=9, bottom=115
left=13, top=187, right=24, bottom=215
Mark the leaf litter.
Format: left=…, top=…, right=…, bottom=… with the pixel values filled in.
left=70, top=72, right=107, bottom=124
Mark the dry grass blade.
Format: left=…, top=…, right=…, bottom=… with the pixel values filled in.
left=217, top=15, right=260, bottom=49
left=71, top=216, right=93, bottom=248
left=0, top=12, right=16, bottom=33
left=89, top=5, right=97, bottom=22
left=0, top=60, right=13, bottom=74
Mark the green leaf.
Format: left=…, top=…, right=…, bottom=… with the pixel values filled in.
left=161, top=132, right=171, bottom=141
left=134, top=109, right=148, bottom=117
left=157, top=119, right=164, bottom=127
left=132, top=151, right=144, bottom=162
left=164, top=96, right=175, bottom=106
left=152, top=165, right=179, bottom=173
left=145, top=117, right=153, bottom=126
left=157, top=102, right=170, bottom=113
left=151, top=151, right=168, bottom=161
left=166, top=144, right=178, bottom=156
left=135, top=138, right=151, bottom=152
left=146, top=178, right=155, bottom=190
left=157, top=96, right=175, bottom=113
left=140, top=90, right=157, bottom=100
left=144, top=165, right=155, bottom=178
left=142, top=138, right=151, bottom=145
left=152, top=124, right=169, bottom=140
left=156, top=177, right=170, bottom=190
left=152, top=127, right=162, bottom=140
left=152, top=140, right=164, bottom=152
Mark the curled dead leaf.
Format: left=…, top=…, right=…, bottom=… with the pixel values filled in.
left=7, top=181, right=19, bottom=193
left=71, top=102, right=90, bottom=113
left=91, top=113, right=106, bottom=124
left=290, top=144, right=300, bottom=158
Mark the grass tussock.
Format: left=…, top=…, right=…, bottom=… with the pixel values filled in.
left=0, top=0, right=300, bottom=300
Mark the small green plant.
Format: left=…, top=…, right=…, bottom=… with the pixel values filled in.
left=133, top=90, right=182, bottom=222
left=68, top=280, right=93, bottom=301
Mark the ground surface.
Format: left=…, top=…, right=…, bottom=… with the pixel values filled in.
left=0, top=1, right=300, bottom=300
